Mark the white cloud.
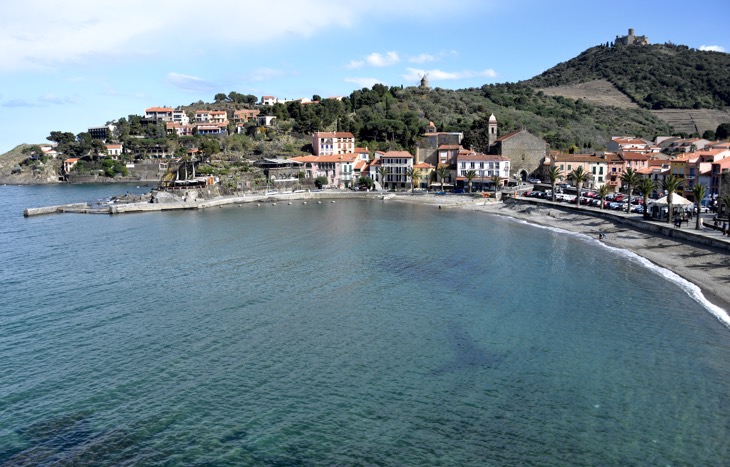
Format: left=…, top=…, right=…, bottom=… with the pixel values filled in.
left=344, top=77, right=384, bottom=89
left=365, top=51, right=400, bottom=67
left=0, top=0, right=485, bottom=72
left=699, top=45, right=725, bottom=52
left=403, top=67, right=497, bottom=82
left=248, top=68, right=289, bottom=81
left=39, top=94, right=80, bottom=105
left=346, top=60, right=365, bottom=70
left=2, top=98, right=40, bottom=108
left=166, top=73, right=217, bottom=93
left=408, top=53, right=437, bottom=64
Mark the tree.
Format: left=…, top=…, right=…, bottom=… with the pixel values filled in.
left=716, top=123, right=730, bottom=140
left=491, top=174, right=501, bottom=194
left=200, top=139, right=220, bottom=159
left=464, top=170, right=476, bottom=193
left=358, top=175, right=374, bottom=190
left=662, top=174, right=682, bottom=224
left=638, top=177, right=657, bottom=219
left=214, top=93, right=227, bottom=102
left=692, top=184, right=707, bottom=230
left=547, top=166, right=562, bottom=202
left=437, top=164, right=449, bottom=191
left=315, top=176, right=328, bottom=189
left=406, top=167, right=421, bottom=193
left=567, top=166, right=590, bottom=208
left=598, top=184, right=610, bottom=210
left=620, top=167, right=640, bottom=213
left=377, top=166, right=388, bottom=190
left=91, top=139, right=107, bottom=158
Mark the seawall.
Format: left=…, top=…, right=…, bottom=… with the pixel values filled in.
left=508, top=197, right=730, bottom=253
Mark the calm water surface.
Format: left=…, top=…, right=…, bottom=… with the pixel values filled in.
left=1, top=185, right=729, bottom=465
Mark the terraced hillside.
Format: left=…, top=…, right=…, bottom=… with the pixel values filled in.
left=651, top=108, right=730, bottom=136
left=538, top=80, right=638, bottom=109
left=538, top=80, right=730, bottom=136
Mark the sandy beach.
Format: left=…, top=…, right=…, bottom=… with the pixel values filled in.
left=391, top=193, right=730, bottom=318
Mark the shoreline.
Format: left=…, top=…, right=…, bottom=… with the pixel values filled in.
left=393, top=193, right=730, bottom=319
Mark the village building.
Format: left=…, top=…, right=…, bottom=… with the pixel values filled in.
left=491, top=128, right=547, bottom=181
left=311, top=132, right=355, bottom=156
left=375, top=150, right=414, bottom=190
left=144, top=107, right=174, bottom=121
left=88, top=124, right=116, bottom=141
left=455, top=151, right=511, bottom=191
left=106, top=143, right=123, bottom=159
left=290, top=153, right=358, bottom=189
left=551, top=153, right=608, bottom=189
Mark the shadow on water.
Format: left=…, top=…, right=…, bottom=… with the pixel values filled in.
left=3, top=411, right=180, bottom=466
left=431, top=322, right=502, bottom=376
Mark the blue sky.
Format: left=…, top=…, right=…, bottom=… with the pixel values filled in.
left=0, top=0, right=728, bottom=154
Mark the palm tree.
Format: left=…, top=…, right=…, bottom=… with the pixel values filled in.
left=377, top=166, right=388, bottom=191
left=598, top=184, right=610, bottom=210
left=692, top=183, right=707, bottom=230
left=637, top=177, right=657, bottom=219
left=491, top=174, right=501, bottom=195
left=567, top=166, right=590, bottom=208
left=620, top=167, right=640, bottom=214
left=464, top=170, right=477, bottom=193
left=437, top=164, right=449, bottom=192
left=406, top=167, right=421, bottom=193
left=547, top=166, right=562, bottom=202
left=662, top=174, right=682, bottom=224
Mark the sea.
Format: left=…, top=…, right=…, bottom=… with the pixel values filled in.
left=1, top=184, right=729, bottom=466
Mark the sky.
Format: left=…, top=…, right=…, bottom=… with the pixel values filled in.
left=0, top=0, right=728, bottom=154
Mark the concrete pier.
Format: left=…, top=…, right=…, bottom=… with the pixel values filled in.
left=23, top=191, right=381, bottom=217
left=24, top=203, right=92, bottom=217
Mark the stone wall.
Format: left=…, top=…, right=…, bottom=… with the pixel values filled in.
left=495, top=130, right=547, bottom=180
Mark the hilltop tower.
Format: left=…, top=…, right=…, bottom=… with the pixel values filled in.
left=614, top=28, right=649, bottom=47
left=419, top=73, right=430, bottom=90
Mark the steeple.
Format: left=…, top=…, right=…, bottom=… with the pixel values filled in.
left=488, top=113, right=498, bottom=147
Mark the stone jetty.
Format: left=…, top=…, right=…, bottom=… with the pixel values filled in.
left=23, top=191, right=381, bottom=217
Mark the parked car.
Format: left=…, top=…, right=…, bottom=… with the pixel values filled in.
left=528, top=178, right=541, bottom=184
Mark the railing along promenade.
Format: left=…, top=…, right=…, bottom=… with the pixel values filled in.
left=508, top=195, right=730, bottom=253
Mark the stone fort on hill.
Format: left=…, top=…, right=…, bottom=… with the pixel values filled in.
left=613, top=28, right=649, bottom=47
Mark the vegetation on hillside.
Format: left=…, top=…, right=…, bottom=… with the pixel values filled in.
left=527, top=43, right=730, bottom=110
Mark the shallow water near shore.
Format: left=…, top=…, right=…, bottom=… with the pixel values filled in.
left=1, top=185, right=729, bottom=465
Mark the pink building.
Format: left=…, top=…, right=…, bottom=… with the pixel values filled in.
left=290, top=153, right=358, bottom=188
left=311, top=132, right=355, bottom=156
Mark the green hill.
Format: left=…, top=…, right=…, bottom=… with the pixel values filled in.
left=526, top=43, right=730, bottom=110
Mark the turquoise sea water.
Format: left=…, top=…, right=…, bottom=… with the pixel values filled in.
left=1, top=185, right=729, bottom=466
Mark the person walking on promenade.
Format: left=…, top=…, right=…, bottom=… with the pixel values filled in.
left=723, top=221, right=728, bottom=236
